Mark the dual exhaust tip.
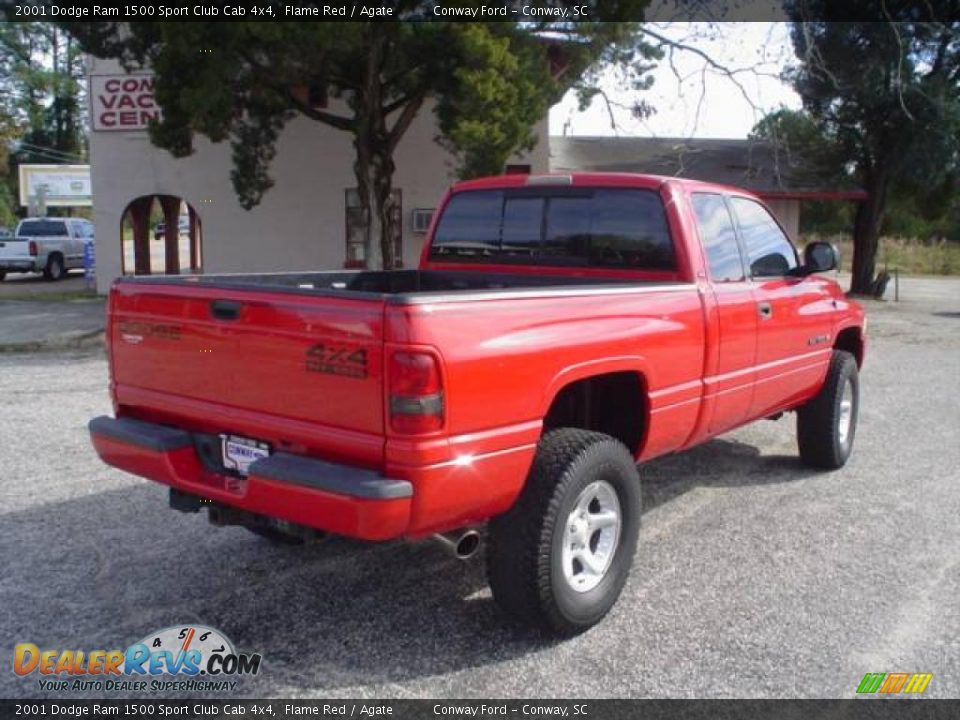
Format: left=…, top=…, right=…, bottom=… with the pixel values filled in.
left=432, top=529, right=481, bottom=560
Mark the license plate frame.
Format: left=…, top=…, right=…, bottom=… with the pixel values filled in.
left=220, top=434, right=270, bottom=476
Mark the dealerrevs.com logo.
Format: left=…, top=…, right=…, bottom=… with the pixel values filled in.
left=13, top=625, right=262, bottom=693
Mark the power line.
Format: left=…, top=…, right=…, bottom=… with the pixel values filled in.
left=17, top=141, right=85, bottom=159
left=15, top=147, right=87, bottom=165
left=14, top=141, right=86, bottom=163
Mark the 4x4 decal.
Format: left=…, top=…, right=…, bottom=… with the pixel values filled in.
left=305, top=344, right=368, bottom=379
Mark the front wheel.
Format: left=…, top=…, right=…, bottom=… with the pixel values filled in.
left=797, top=350, right=859, bottom=469
left=487, top=429, right=641, bottom=636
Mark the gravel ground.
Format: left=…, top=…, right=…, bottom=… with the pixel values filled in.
left=1, top=287, right=958, bottom=700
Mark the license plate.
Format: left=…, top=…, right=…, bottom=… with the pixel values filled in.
left=220, top=434, right=270, bottom=476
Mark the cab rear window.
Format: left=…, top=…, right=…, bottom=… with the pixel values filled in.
left=430, top=188, right=675, bottom=270
left=16, top=220, right=67, bottom=237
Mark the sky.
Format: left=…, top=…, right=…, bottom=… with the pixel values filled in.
left=549, top=23, right=803, bottom=139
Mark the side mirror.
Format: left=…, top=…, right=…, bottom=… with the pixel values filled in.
left=801, top=241, right=838, bottom=275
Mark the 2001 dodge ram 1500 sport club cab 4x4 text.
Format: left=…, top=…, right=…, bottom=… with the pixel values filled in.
left=90, top=173, right=865, bottom=635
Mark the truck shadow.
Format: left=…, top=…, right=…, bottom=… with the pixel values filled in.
left=3, top=435, right=815, bottom=697
left=640, top=437, right=815, bottom=512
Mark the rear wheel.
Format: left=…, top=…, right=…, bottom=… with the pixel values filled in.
left=487, top=428, right=641, bottom=636
left=43, top=254, right=65, bottom=281
left=797, top=350, right=859, bottom=469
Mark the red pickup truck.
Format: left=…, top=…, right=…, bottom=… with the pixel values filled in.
left=90, top=173, right=865, bottom=635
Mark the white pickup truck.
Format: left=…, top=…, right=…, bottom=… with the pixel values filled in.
left=0, top=217, right=93, bottom=281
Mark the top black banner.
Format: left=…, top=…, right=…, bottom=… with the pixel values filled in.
left=3, top=0, right=960, bottom=23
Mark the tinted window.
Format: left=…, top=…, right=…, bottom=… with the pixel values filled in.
left=17, top=220, right=67, bottom=237
left=501, top=197, right=543, bottom=257
left=691, top=193, right=744, bottom=281
left=586, top=191, right=674, bottom=269
left=431, top=188, right=674, bottom=270
left=544, top=196, right=591, bottom=260
left=430, top=191, right=502, bottom=258
left=729, top=197, right=798, bottom=277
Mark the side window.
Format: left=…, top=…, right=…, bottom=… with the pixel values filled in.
left=729, top=197, right=798, bottom=277
left=691, top=193, right=744, bottom=282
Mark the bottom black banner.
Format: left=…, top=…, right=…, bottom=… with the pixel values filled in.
left=1, top=700, right=959, bottom=720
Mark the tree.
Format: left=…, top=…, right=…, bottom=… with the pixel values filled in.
left=63, top=11, right=657, bottom=269
left=749, top=108, right=856, bottom=236
left=0, top=22, right=87, bottom=220
left=749, top=107, right=848, bottom=184
left=784, top=7, right=960, bottom=294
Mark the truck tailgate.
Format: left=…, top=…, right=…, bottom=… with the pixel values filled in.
left=0, top=238, right=31, bottom=260
left=109, top=281, right=386, bottom=466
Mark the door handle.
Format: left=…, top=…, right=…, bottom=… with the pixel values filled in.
left=758, top=302, right=773, bottom=320
left=210, top=299, right=242, bottom=321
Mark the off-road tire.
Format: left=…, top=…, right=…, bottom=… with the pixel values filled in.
left=43, top=254, right=65, bottom=281
left=797, top=350, right=859, bottom=469
left=487, top=428, right=641, bottom=636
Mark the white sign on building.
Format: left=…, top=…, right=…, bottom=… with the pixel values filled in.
left=18, top=164, right=92, bottom=207
left=90, top=74, right=161, bottom=131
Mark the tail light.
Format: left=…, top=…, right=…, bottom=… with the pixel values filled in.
left=389, top=351, right=443, bottom=433
left=28, top=241, right=38, bottom=256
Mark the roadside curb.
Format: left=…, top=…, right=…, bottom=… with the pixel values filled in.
left=0, top=329, right=105, bottom=354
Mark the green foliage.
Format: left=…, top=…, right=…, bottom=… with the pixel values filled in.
left=786, top=14, right=960, bottom=182
left=749, top=108, right=836, bottom=166
left=65, top=14, right=653, bottom=202
left=0, top=21, right=87, bottom=221
left=434, top=24, right=552, bottom=178
left=783, top=7, right=960, bottom=290
left=61, top=11, right=657, bottom=267
left=749, top=107, right=852, bottom=186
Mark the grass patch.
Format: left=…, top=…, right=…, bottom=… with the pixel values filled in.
left=802, top=235, right=960, bottom=276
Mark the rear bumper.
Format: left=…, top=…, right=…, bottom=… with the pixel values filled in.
left=88, top=416, right=412, bottom=540
left=0, top=259, right=39, bottom=272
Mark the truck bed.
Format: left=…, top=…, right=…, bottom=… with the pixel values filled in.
left=106, top=269, right=697, bottom=478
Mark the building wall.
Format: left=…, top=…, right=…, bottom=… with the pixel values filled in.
left=88, top=58, right=548, bottom=293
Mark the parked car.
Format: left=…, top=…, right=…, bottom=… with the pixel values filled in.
left=0, top=217, right=93, bottom=281
left=154, top=216, right=190, bottom=241
left=89, top=173, right=865, bottom=635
